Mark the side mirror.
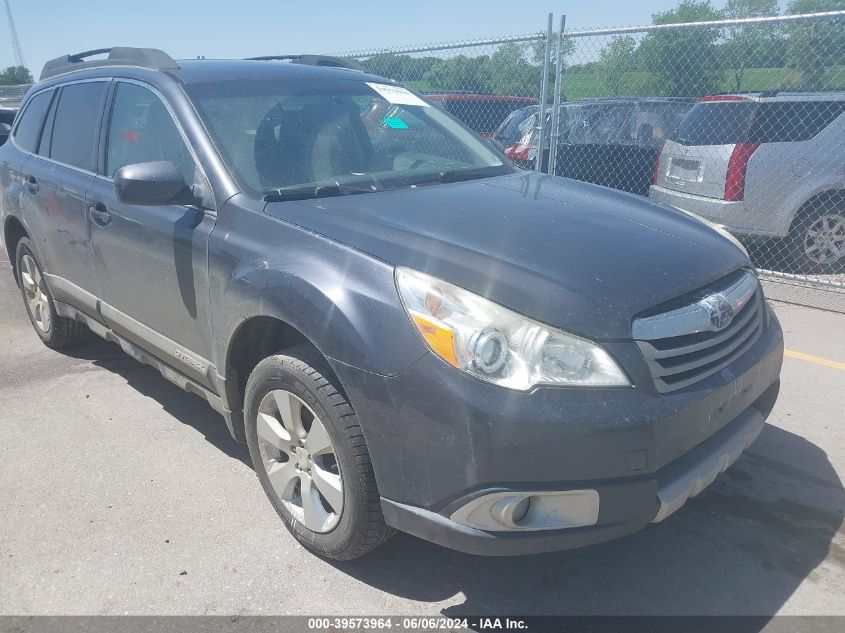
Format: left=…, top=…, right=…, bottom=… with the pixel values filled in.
left=114, top=161, right=194, bottom=206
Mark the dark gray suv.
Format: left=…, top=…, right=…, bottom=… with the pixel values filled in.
left=0, top=48, right=784, bottom=560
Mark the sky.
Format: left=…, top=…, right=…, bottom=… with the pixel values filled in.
left=3, top=0, right=792, bottom=80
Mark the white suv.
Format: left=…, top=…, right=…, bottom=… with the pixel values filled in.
left=650, top=92, right=845, bottom=274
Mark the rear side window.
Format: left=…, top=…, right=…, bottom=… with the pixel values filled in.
left=672, top=102, right=756, bottom=146
left=12, top=91, right=52, bottom=153
left=50, top=82, right=108, bottom=171
left=749, top=101, right=845, bottom=143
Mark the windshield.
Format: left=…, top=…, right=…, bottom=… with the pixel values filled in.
left=564, top=102, right=691, bottom=146
left=187, top=78, right=511, bottom=199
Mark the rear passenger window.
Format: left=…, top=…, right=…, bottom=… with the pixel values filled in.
left=105, top=82, right=196, bottom=183
left=672, top=102, right=757, bottom=146
left=12, top=90, right=52, bottom=153
left=50, top=82, right=108, bottom=170
left=749, top=102, right=845, bottom=143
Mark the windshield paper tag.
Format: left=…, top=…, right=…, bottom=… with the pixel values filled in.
left=365, top=82, right=429, bottom=107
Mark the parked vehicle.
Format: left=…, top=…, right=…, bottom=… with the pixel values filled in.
left=425, top=93, right=538, bottom=137
left=1, top=48, right=783, bottom=560
left=0, top=108, right=16, bottom=146
left=504, top=104, right=574, bottom=170
left=651, top=92, right=845, bottom=273
left=556, top=98, right=694, bottom=196
left=492, top=104, right=538, bottom=148
left=503, top=99, right=692, bottom=185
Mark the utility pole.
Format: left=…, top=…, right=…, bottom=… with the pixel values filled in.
left=4, top=0, right=25, bottom=68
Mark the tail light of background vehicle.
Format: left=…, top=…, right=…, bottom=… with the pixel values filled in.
left=698, top=94, right=749, bottom=103
left=505, top=143, right=532, bottom=161
left=724, top=143, right=760, bottom=201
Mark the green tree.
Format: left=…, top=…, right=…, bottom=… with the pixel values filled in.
left=597, top=36, right=639, bottom=96
left=422, top=55, right=492, bottom=92
left=785, top=0, right=845, bottom=89
left=361, top=54, right=438, bottom=82
left=0, top=65, right=33, bottom=85
left=722, top=0, right=782, bottom=91
left=638, top=0, right=724, bottom=97
left=530, top=35, right=576, bottom=101
left=483, top=43, right=542, bottom=96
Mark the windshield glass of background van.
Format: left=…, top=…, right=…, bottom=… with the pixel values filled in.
left=562, top=103, right=690, bottom=147
left=672, top=101, right=757, bottom=146
left=187, top=79, right=508, bottom=197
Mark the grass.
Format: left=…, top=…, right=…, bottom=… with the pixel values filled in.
left=395, top=66, right=845, bottom=100
left=562, top=66, right=845, bottom=100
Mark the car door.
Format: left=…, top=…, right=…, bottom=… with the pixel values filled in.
left=2, top=91, right=52, bottom=234
left=86, top=80, right=216, bottom=389
left=18, top=81, right=108, bottom=308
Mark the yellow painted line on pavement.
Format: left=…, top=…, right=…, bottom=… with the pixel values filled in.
left=785, top=349, right=845, bottom=371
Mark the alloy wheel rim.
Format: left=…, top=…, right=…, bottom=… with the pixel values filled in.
left=803, top=214, right=845, bottom=265
left=20, top=254, right=52, bottom=333
left=256, top=389, right=343, bottom=533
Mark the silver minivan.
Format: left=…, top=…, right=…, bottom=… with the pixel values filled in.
left=650, top=93, right=845, bottom=273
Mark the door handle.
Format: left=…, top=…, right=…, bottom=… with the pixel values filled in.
left=88, top=203, right=112, bottom=226
left=25, top=175, right=39, bottom=195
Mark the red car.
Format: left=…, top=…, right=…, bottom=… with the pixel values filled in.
left=425, top=93, right=538, bottom=138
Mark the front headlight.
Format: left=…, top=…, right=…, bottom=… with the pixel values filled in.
left=395, top=268, right=630, bottom=391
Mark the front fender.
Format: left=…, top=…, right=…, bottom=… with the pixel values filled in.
left=209, top=196, right=427, bottom=380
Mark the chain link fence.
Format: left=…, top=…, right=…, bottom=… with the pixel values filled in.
left=331, top=30, right=550, bottom=146
left=327, top=10, right=845, bottom=312
left=0, top=83, right=31, bottom=107
left=555, top=11, right=845, bottom=312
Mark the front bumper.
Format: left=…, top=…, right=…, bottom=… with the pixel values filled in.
left=330, top=305, right=783, bottom=555
left=381, top=400, right=769, bottom=555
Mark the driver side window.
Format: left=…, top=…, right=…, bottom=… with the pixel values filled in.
left=105, top=82, right=196, bottom=184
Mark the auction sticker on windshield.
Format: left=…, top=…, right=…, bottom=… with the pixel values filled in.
left=366, top=82, right=429, bottom=107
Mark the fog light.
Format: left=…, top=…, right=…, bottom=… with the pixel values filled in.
left=490, top=495, right=532, bottom=528
left=451, top=490, right=600, bottom=532
left=512, top=496, right=531, bottom=523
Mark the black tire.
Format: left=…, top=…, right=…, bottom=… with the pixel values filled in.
left=781, top=206, right=845, bottom=275
left=244, top=344, right=393, bottom=560
left=15, top=237, right=87, bottom=349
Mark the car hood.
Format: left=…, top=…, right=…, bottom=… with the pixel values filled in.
left=264, top=172, right=749, bottom=339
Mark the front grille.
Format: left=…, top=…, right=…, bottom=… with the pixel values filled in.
left=633, top=271, right=764, bottom=393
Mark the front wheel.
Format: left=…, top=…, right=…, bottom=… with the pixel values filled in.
left=244, top=345, right=393, bottom=560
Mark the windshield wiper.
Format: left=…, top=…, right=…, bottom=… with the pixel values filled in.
left=263, top=183, right=378, bottom=202
left=401, top=167, right=504, bottom=188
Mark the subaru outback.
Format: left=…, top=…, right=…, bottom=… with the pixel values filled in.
left=0, top=48, right=783, bottom=559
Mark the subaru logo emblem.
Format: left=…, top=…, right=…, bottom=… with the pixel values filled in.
left=701, top=293, right=734, bottom=331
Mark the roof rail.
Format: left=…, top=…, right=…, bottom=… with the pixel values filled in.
left=41, top=47, right=180, bottom=80
left=245, top=54, right=365, bottom=72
